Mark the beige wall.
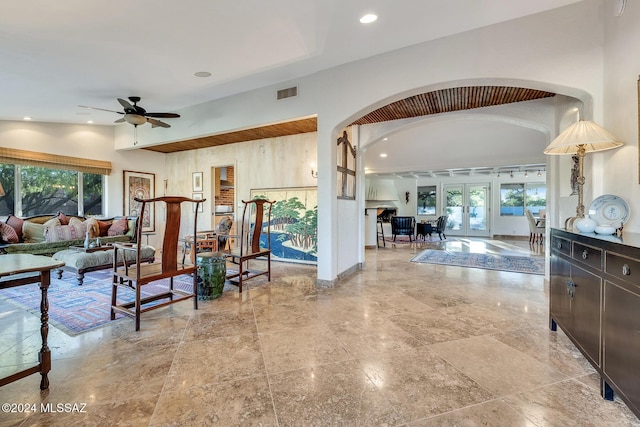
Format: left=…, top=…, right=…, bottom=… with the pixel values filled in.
left=165, top=132, right=318, bottom=233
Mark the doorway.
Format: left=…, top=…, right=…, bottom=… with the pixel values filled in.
left=443, top=183, right=490, bottom=237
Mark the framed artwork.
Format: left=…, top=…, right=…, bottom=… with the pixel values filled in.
left=123, top=170, right=155, bottom=232
left=192, top=172, right=203, bottom=192
left=192, top=193, right=203, bottom=213
left=250, top=187, right=318, bottom=264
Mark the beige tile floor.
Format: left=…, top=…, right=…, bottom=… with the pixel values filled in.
left=1, top=238, right=639, bottom=426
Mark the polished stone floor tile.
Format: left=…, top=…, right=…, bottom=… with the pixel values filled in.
left=503, top=378, right=640, bottom=426
left=1, top=238, right=638, bottom=425
left=164, top=334, right=265, bottom=389
left=149, top=375, right=277, bottom=426
left=328, top=316, right=423, bottom=358
left=429, top=335, right=568, bottom=396
left=259, top=323, right=352, bottom=374
left=269, top=359, right=405, bottom=426
left=358, top=346, right=495, bottom=421
left=407, top=399, right=533, bottom=426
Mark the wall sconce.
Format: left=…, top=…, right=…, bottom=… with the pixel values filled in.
left=310, top=162, right=318, bottom=178
left=537, top=169, right=542, bottom=177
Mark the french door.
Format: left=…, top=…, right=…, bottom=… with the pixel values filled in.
left=443, top=183, right=490, bottom=237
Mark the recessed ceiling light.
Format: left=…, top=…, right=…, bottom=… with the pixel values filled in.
left=23, top=116, right=32, bottom=120
left=194, top=71, right=212, bottom=78
left=87, top=120, right=94, bottom=124
left=382, top=137, right=388, bottom=141
left=360, top=14, right=377, bottom=24
left=380, top=153, right=387, bottom=158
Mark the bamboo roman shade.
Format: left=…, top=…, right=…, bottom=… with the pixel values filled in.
left=0, top=147, right=112, bottom=175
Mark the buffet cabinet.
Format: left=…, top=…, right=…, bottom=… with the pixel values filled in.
left=550, top=228, right=640, bottom=418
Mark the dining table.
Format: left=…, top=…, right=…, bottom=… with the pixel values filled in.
left=0, top=254, right=65, bottom=390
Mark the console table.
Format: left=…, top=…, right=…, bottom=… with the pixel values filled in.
left=0, top=254, right=64, bottom=390
left=550, top=228, right=640, bottom=418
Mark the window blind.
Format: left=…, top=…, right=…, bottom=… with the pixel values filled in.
left=0, top=147, right=112, bottom=175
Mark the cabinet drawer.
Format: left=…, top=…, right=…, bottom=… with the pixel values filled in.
left=605, top=251, right=640, bottom=284
left=552, top=236, right=571, bottom=257
left=572, top=242, right=602, bottom=270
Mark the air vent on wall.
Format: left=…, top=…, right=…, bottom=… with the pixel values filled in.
left=277, top=86, right=298, bottom=100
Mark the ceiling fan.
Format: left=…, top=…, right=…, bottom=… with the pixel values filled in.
left=79, top=96, right=180, bottom=128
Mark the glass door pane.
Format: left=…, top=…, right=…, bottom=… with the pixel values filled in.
left=467, top=184, right=489, bottom=236
left=444, top=185, right=463, bottom=235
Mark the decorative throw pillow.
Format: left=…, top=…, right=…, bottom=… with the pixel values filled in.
left=57, top=212, right=70, bottom=225
left=85, top=218, right=100, bottom=238
left=97, top=220, right=111, bottom=236
left=22, top=222, right=46, bottom=243
left=44, top=223, right=87, bottom=243
left=44, top=217, right=61, bottom=227
left=108, top=218, right=129, bottom=236
left=0, top=222, right=19, bottom=243
left=69, top=217, right=84, bottom=227
left=6, top=215, right=24, bottom=242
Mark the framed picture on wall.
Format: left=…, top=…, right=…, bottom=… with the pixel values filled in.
left=192, top=172, right=203, bottom=192
left=192, top=192, right=203, bottom=213
left=123, top=170, right=155, bottom=232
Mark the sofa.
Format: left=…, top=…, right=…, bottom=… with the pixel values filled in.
left=0, top=212, right=140, bottom=256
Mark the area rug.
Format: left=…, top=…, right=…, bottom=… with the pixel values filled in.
left=0, top=270, right=195, bottom=336
left=410, top=249, right=545, bottom=275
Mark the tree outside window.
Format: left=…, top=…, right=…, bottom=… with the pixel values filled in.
left=0, top=164, right=103, bottom=217
left=417, top=185, right=436, bottom=215
left=500, top=182, right=545, bottom=216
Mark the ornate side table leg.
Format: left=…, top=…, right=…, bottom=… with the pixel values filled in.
left=38, top=271, right=51, bottom=390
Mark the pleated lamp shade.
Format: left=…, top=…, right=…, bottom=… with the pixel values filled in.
left=544, top=120, right=623, bottom=154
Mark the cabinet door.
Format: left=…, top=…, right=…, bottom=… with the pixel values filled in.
left=603, top=281, right=640, bottom=414
left=550, top=253, right=572, bottom=331
left=570, top=264, right=602, bottom=366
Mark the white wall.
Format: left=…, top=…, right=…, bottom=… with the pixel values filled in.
left=601, top=1, right=640, bottom=227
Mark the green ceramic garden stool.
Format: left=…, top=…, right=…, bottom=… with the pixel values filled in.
left=196, top=251, right=227, bottom=300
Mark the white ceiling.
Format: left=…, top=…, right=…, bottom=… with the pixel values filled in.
left=1, top=0, right=582, bottom=126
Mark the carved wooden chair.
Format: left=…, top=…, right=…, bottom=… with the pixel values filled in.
left=111, top=196, right=204, bottom=331
left=225, top=199, right=274, bottom=293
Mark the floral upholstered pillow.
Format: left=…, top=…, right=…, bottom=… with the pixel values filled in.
left=107, top=218, right=129, bottom=236
left=0, top=222, right=19, bottom=243
left=6, top=215, right=24, bottom=242
left=44, top=223, right=87, bottom=243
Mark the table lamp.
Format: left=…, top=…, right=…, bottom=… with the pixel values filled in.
left=544, top=120, right=623, bottom=229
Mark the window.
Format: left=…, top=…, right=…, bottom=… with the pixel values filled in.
left=417, top=185, right=437, bottom=215
left=500, top=182, right=546, bottom=216
left=0, top=164, right=104, bottom=217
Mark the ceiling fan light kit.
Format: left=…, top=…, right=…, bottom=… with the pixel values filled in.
left=79, top=96, right=180, bottom=129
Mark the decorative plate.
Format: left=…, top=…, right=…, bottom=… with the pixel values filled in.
left=588, top=194, right=630, bottom=226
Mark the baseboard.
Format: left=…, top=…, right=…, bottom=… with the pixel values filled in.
left=492, top=235, right=529, bottom=240
left=316, top=262, right=364, bottom=288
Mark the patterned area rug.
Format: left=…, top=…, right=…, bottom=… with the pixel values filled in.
left=410, top=249, right=545, bottom=275
left=0, top=270, right=195, bottom=336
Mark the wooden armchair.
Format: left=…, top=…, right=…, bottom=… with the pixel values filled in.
left=390, top=216, right=416, bottom=241
left=111, top=196, right=204, bottom=331
left=225, top=199, right=274, bottom=293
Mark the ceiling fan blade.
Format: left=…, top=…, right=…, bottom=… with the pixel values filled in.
left=117, top=98, right=136, bottom=113
left=78, top=105, right=123, bottom=114
left=145, top=112, right=180, bottom=118
left=114, top=118, right=125, bottom=123
left=147, top=118, right=170, bottom=128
